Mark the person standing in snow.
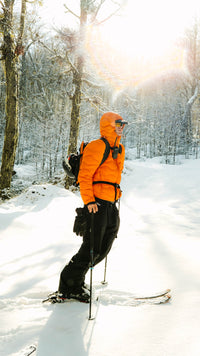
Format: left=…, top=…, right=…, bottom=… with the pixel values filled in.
left=57, top=112, right=128, bottom=302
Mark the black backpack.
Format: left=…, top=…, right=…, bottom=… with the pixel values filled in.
left=63, top=137, right=110, bottom=186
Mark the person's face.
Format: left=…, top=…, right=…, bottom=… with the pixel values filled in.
left=115, top=123, right=125, bottom=136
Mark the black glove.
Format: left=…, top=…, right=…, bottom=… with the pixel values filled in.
left=73, top=207, right=89, bottom=237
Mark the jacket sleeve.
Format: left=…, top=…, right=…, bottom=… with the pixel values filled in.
left=78, top=139, right=106, bottom=205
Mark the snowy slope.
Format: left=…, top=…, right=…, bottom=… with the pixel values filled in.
left=0, top=157, right=200, bottom=356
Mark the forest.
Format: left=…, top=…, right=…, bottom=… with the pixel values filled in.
left=0, top=0, right=200, bottom=198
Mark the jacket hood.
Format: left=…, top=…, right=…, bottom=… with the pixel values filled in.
left=100, top=112, right=124, bottom=146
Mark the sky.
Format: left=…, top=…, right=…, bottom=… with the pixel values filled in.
left=39, top=0, right=200, bottom=48
left=37, top=0, right=200, bottom=88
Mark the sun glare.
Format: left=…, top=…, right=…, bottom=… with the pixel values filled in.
left=40, top=0, right=200, bottom=89
left=85, top=0, right=200, bottom=88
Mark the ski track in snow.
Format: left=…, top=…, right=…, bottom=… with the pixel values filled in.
left=0, top=157, right=200, bottom=356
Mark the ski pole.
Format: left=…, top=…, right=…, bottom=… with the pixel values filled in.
left=101, top=256, right=108, bottom=285
left=89, top=212, right=95, bottom=320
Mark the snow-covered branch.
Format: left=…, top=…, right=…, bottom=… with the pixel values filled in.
left=37, top=39, right=77, bottom=74
left=82, top=77, right=104, bottom=88
left=187, top=84, right=198, bottom=106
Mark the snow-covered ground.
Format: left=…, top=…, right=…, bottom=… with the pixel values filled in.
left=0, top=157, right=200, bottom=356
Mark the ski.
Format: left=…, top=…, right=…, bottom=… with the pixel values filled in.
left=135, top=293, right=171, bottom=304
left=157, top=293, right=171, bottom=302
left=20, top=344, right=36, bottom=356
left=42, top=288, right=171, bottom=306
left=134, top=288, right=171, bottom=300
left=93, top=287, right=171, bottom=307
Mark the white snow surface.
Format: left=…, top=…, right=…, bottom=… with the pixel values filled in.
left=0, top=157, right=200, bottom=356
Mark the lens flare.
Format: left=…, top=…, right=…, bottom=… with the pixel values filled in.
left=85, top=25, right=185, bottom=90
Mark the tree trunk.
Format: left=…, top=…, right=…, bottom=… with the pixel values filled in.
left=68, top=57, right=83, bottom=154
left=0, top=0, right=26, bottom=196
left=0, top=0, right=18, bottom=194
left=182, top=85, right=198, bottom=157
left=65, top=1, right=87, bottom=188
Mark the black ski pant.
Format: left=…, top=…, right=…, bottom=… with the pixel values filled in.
left=58, top=199, right=120, bottom=295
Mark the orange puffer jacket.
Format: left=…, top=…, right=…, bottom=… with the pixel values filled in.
left=78, top=112, right=125, bottom=205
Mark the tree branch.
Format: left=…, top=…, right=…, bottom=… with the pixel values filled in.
left=90, top=0, right=106, bottom=22
left=94, top=5, right=121, bottom=26
left=37, top=39, right=77, bottom=73
left=187, top=84, right=198, bottom=106
left=82, top=77, right=104, bottom=88
left=64, top=4, right=80, bottom=20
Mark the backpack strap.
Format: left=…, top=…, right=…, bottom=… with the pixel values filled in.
left=100, top=137, right=110, bottom=165
left=80, top=141, right=87, bottom=155
left=93, top=138, right=122, bottom=202
left=100, top=137, right=122, bottom=159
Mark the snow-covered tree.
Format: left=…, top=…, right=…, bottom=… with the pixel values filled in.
left=0, top=0, right=27, bottom=197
